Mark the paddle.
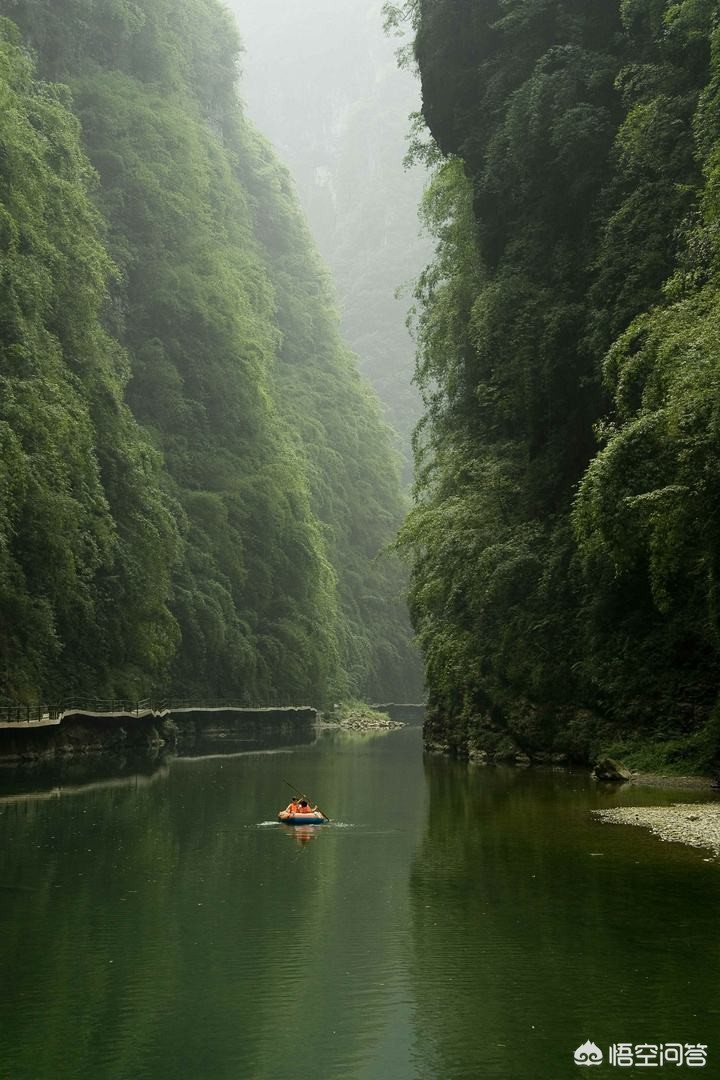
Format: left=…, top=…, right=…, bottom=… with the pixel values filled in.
left=282, top=777, right=330, bottom=821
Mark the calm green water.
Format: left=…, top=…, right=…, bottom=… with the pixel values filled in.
left=0, top=726, right=718, bottom=1080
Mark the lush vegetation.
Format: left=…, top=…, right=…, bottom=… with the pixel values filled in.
left=227, top=0, right=430, bottom=478
left=0, top=0, right=421, bottom=705
left=392, top=0, right=720, bottom=771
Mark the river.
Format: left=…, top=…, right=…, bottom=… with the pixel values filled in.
left=0, top=725, right=718, bottom=1079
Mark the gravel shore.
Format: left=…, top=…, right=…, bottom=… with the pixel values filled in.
left=628, top=772, right=716, bottom=789
left=594, top=803, right=720, bottom=857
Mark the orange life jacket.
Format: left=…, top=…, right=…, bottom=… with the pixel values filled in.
left=286, top=801, right=300, bottom=814
left=297, top=805, right=315, bottom=814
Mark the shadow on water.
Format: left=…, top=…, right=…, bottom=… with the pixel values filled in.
left=408, top=756, right=720, bottom=1080
left=0, top=727, right=319, bottom=805
left=0, top=753, right=169, bottom=805
left=0, top=725, right=718, bottom=1080
left=172, top=727, right=317, bottom=760
left=0, top=725, right=427, bottom=1080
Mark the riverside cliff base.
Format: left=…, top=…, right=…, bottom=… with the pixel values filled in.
left=0, top=707, right=318, bottom=763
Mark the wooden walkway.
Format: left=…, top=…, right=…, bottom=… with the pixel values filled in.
left=0, top=701, right=315, bottom=730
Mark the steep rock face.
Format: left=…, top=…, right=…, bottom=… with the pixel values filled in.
left=404, top=0, right=720, bottom=770
left=0, top=0, right=421, bottom=704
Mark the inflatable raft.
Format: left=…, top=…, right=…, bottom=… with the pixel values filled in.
left=278, top=812, right=328, bottom=825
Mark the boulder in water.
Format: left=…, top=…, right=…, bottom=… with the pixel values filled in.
left=592, top=757, right=633, bottom=782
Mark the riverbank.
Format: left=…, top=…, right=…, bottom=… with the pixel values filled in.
left=594, top=803, right=720, bottom=857
left=627, top=772, right=717, bottom=789
left=0, top=707, right=318, bottom=763
left=422, top=701, right=720, bottom=779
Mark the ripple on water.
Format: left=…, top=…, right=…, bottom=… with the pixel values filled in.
left=247, top=820, right=357, bottom=829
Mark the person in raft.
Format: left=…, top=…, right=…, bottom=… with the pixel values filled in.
left=281, top=796, right=302, bottom=816
left=279, top=798, right=319, bottom=819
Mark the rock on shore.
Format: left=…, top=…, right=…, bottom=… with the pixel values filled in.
left=320, top=707, right=404, bottom=733
left=594, top=803, right=720, bottom=857
left=592, top=757, right=633, bottom=782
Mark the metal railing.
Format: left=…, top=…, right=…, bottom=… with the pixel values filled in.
left=0, top=704, right=54, bottom=724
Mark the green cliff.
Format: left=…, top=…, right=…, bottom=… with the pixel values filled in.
left=0, top=0, right=421, bottom=705
left=397, top=0, right=720, bottom=771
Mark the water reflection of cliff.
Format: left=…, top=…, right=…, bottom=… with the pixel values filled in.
left=0, top=726, right=427, bottom=1079
left=0, top=727, right=318, bottom=805
left=409, top=758, right=720, bottom=1080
